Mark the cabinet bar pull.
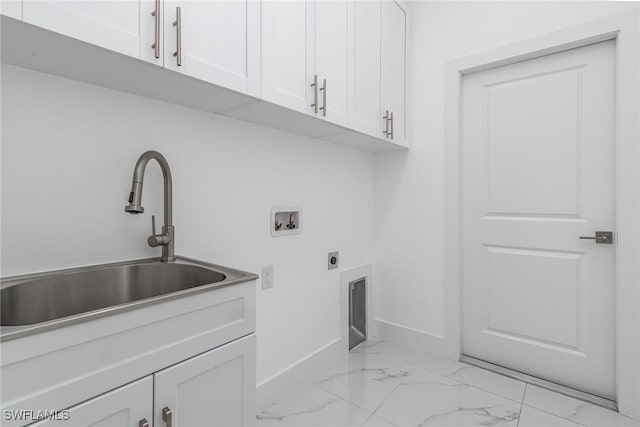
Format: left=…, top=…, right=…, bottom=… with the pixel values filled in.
left=310, top=74, right=318, bottom=114
left=389, top=111, right=394, bottom=140
left=162, top=407, right=173, bottom=427
left=319, top=78, right=327, bottom=117
left=139, top=419, right=149, bottom=427
left=173, top=7, right=182, bottom=66
left=383, top=110, right=389, bottom=137
left=151, top=0, right=160, bottom=58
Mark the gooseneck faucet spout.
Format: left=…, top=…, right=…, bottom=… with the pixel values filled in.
left=125, top=150, right=175, bottom=262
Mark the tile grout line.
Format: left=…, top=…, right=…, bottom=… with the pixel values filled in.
left=516, top=383, right=527, bottom=427
left=518, top=403, right=589, bottom=427
left=312, top=364, right=410, bottom=426
left=308, top=381, right=375, bottom=419
left=437, top=368, right=525, bottom=405
left=359, top=412, right=375, bottom=427
left=367, top=366, right=413, bottom=426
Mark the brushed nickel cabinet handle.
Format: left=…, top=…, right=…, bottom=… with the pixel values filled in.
left=173, top=7, right=182, bottom=66
left=139, top=419, right=149, bottom=427
left=162, top=407, right=173, bottom=427
left=151, top=0, right=160, bottom=58
left=310, top=74, right=318, bottom=114
left=319, top=78, right=327, bottom=117
left=383, top=110, right=389, bottom=137
left=389, top=111, right=394, bottom=140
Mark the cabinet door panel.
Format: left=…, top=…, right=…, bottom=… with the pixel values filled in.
left=381, top=0, right=406, bottom=142
left=154, top=335, right=256, bottom=427
left=261, top=0, right=310, bottom=112
left=315, top=0, right=352, bottom=126
left=354, top=0, right=382, bottom=137
left=22, top=1, right=142, bottom=59
left=164, top=0, right=258, bottom=94
left=30, top=377, right=152, bottom=427
left=0, top=0, right=22, bottom=19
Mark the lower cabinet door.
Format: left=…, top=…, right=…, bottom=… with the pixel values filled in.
left=154, top=334, right=256, bottom=427
left=30, top=377, right=153, bottom=427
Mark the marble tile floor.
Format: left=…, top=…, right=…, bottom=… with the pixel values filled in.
left=257, top=340, right=640, bottom=427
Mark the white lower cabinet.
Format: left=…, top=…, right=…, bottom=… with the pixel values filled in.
left=30, top=377, right=153, bottom=427
left=154, top=334, right=256, bottom=427
left=27, top=335, right=256, bottom=427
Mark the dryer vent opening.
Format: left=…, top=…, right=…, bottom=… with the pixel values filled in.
left=349, top=277, right=367, bottom=350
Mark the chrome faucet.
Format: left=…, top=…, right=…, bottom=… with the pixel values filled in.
left=124, top=150, right=175, bottom=262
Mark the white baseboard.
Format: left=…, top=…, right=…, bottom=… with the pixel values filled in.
left=373, top=318, right=450, bottom=358
left=256, top=337, right=344, bottom=411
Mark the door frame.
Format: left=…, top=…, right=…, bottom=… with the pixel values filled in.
left=443, top=9, right=640, bottom=418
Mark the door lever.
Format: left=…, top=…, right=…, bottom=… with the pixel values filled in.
left=579, top=231, right=613, bottom=244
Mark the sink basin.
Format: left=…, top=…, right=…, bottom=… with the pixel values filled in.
left=0, top=256, right=257, bottom=341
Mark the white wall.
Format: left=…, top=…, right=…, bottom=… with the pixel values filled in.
left=374, top=1, right=640, bottom=349
left=0, top=65, right=375, bottom=385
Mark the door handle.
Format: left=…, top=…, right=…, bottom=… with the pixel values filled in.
left=389, top=111, right=394, bottom=140
left=173, top=7, right=182, bottom=66
left=151, top=0, right=160, bottom=58
left=383, top=110, right=389, bottom=137
left=579, top=231, right=613, bottom=244
left=319, top=78, right=327, bottom=117
left=310, top=74, right=318, bottom=114
left=139, top=419, right=149, bottom=427
left=162, top=407, right=173, bottom=427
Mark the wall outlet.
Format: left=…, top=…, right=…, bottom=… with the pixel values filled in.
left=261, top=265, right=274, bottom=289
left=328, top=252, right=339, bottom=270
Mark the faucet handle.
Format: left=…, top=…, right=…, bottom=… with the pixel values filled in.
left=148, top=215, right=169, bottom=248
left=151, top=215, right=157, bottom=236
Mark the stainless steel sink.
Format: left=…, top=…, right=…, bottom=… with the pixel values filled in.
left=0, top=256, right=257, bottom=341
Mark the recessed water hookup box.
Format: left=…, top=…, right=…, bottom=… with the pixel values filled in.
left=270, top=207, right=301, bottom=237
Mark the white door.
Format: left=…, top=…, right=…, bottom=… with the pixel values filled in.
left=381, top=0, right=406, bottom=143
left=22, top=1, right=144, bottom=60
left=164, top=0, right=260, bottom=94
left=354, top=0, right=382, bottom=137
left=30, top=377, right=152, bottom=427
left=261, top=0, right=311, bottom=113
left=314, top=0, right=352, bottom=126
left=154, top=335, right=256, bottom=427
left=462, top=40, right=616, bottom=399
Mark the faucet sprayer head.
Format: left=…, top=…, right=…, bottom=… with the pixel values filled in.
left=124, top=182, right=144, bottom=214
left=125, top=204, right=144, bottom=214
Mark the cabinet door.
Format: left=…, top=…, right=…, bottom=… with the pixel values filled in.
left=354, top=0, right=382, bottom=137
left=0, top=0, right=22, bottom=19
left=30, top=377, right=152, bottom=427
left=381, top=0, right=406, bottom=143
left=261, top=0, right=311, bottom=113
left=164, top=0, right=260, bottom=95
left=154, top=335, right=256, bottom=427
left=22, top=1, right=143, bottom=59
left=314, top=0, right=353, bottom=127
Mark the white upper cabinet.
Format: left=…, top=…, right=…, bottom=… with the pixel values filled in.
left=8, top=0, right=408, bottom=150
left=22, top=1, right=144, bottom=60
left=381, top=0, right=407, bottom=143
left=261, top=0, right=310, bottom=112
left=261, top=0, right=354, bottom=127
left=163, top=0, right=260, bottom=95
left=354, top=0, right=382, bottom=137
left=313, top=0, right=353, bottom=127
left=0, top=0, right=22, bottom=19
